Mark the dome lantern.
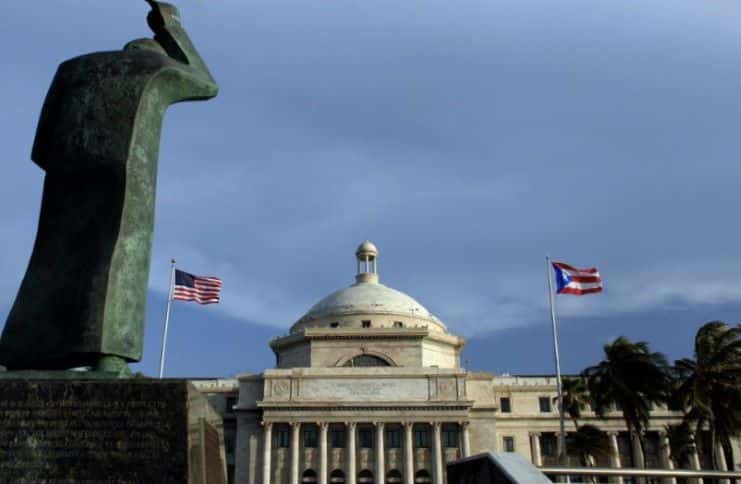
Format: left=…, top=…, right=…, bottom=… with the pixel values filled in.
left=355, top=240, right=379, bottom=284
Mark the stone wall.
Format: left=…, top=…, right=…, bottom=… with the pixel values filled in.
left=468, top=416, right=498, bottom=454
left=271, top=328, right=465, bottom=370
left=234, top=415, right=261, bottom=484
left=255, top=367, right=469, bottom=406
left=276, top=342, right=312, bottom=368
left=421, top=339, right=458, bottom=369
left=311, top=337, right=423, bottom=368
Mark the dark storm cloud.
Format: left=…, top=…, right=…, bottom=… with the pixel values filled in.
left=1, top=0, right=739, bottom=375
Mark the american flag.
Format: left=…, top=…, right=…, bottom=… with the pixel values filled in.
left=552, top=261, right=602, bottom=295
left=173, top=269, right=223, bottom=304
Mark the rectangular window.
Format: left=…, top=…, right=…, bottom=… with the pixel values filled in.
left=330, top=427, right=346, bottom=448
left=330, top=322, right=339, bottom=328
left=503, top=436, right=515, bottom=452
left=276, top=428, right=290, bottom=448
left=539, top=397, right=552, bottom=413
left=414, top=427, right=430, bottom=448
left=362, top=320, right=371, bottom=328
left=500, top=397, right=511, bottom=413
left=359, top=428, right=373, bottom=448
left=386, top=428, right=401, bottom=448
left=393, top=321, right=404, bottom=328
left=303, top=426, right=318, bottom=448
left=442, top=426, right=459, bottom=448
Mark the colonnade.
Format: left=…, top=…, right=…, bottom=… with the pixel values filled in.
left=261, top=421, right=471, bottom=484
left=529, top=430, right=724, bottom=484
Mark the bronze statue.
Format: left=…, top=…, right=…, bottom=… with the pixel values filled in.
left=0, top=1, right=218, bottom=374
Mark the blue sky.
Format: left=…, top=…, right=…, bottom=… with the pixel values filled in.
left=1, top=0, right=739, bottom=377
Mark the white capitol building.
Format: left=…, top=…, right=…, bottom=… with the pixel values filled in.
left=194, top=241, right=740, bottom=484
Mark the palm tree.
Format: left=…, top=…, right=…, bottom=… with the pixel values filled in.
left=673, top=321, right=741, bottom=471
left=566, top=425, right=612, bottom=483
left=555, top=377, right=591, bottom=429
left=582, top=337, right=671, bottom=470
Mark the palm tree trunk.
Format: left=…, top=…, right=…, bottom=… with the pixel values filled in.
left=630, top=427, right=647, bottom=484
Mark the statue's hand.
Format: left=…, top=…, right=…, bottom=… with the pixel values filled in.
left=146, top=0, right=182, bottom=33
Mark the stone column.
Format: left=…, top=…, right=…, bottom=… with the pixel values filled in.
left=607, top=432, right=624, bottom=484
left=319, top=422, right=329, bottom=484
left=403, top=422, right=414, bottom=484
left=432, top=422, right=444, bottom=484
left=715, top=442, right=729, bottom=484
left=347, top=422, right=357, bottom=484
left=291, top=422, right=301, bottom=484
left=460, top=422, right=471, bottom=458
left=657, top=431, right=676, bottom=484
left=375, top=422, right=385, bottom=484
left=529, top=432, right=542, bottom=467
left=689, top=441, right=704, bottom=484
left=630, top=431, right=645, bottom=467
left=263, top=422, right=273, bottom=484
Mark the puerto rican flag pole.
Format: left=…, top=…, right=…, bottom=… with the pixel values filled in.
left=546, top=257, right=603, bottom=471
left=545, top=255, right=568, bottom=470
left=159, top=258, right=177, bottom=379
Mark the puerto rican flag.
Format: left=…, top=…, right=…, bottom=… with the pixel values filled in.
left=552, top=261, right=603, bottom=295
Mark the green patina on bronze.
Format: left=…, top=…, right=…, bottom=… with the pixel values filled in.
left=0, top=1, right=217, bottom=373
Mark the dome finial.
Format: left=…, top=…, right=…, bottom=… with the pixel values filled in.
left=355, top=240, right=379, bottom=283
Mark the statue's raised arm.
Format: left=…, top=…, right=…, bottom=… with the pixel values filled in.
left=147, top=2, right=215, bottom=73
left=122, top=1, right=218, bottom=102
left=145, top=1, right=218, bottom=98
left=0, top=2, right=218, bottom=375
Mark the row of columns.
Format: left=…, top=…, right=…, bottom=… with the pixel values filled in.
left=262, top=421, right=471, bottom=484
left=529, top=430, right=726, bottom=484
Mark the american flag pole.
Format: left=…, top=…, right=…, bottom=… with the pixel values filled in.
left=546, top=255, right=568, bottom=475
left=159, top=258, right=177, bottom=379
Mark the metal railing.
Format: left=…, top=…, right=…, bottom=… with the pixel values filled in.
left=539, top=466, right=741, bottom=479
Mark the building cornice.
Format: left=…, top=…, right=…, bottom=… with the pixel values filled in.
left=261, top=367, right=467, bottom=378
left=257, top=407, right=472, bottom=413
left=269, top=327, right=464, bottom=351
left=249, top=401, right=474, bottom=412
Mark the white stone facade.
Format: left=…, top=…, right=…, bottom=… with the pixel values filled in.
left=195, top=242, right=740, bottom=484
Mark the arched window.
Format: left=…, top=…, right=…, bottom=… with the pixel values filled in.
left=343, top=355, right=391, bottom=367
left=358, top=469, right=374, bottom=484
left=330, top=470, right=346, bottom=484
left=386, top=469, right=402, bottom=484
left=302, top=469, right=317, bottom=483
left=414, top=470, right=431, bottom=483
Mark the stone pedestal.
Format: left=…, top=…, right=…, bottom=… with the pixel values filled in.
left=0, top=378, right=225, bottom=483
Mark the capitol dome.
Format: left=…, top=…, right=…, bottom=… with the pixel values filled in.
left=290, top=241, right=449, bottom=334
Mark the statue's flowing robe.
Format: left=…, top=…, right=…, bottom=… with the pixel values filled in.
left=0, top=45, right=217, bottom=369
